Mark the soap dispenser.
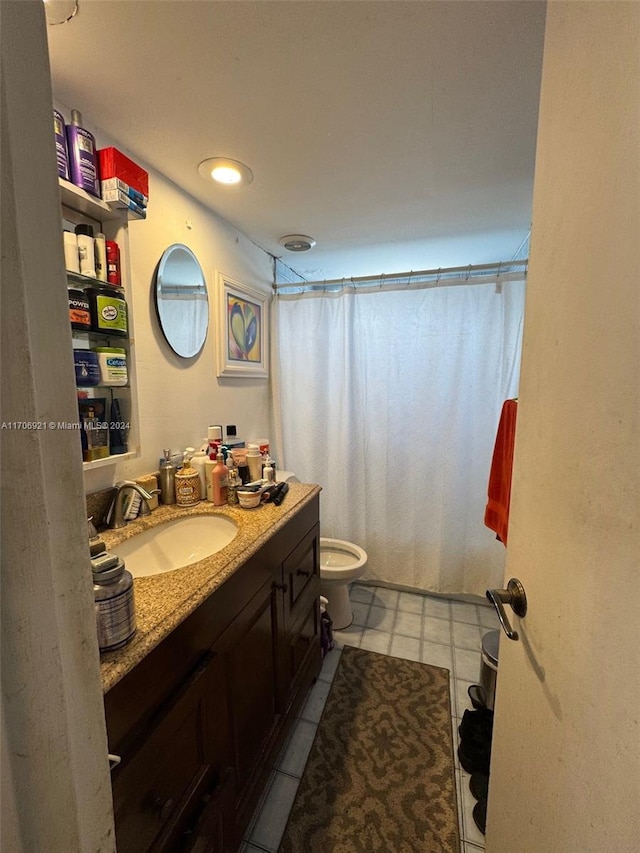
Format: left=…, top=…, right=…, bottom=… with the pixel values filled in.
left=175, top=452, right=201, bottom=506
left=159, top=449, right=176, bottom=505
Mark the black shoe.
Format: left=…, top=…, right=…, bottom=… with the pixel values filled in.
left=457, top=741, right=491, bottom=776
left=458, top=707, right=494, bottom=742
left=473, top=798, right=487, bottom=835
left=469, top=771, right=489, bottom=801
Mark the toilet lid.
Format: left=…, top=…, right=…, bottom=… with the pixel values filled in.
left=482, top=629, right=500, bottom=666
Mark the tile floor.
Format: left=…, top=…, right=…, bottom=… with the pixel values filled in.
left=242, top=583, right=500, bottom=853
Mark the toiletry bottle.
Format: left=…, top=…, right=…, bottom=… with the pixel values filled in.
left=106, top=240, right=121, bottom=286
left=75, top=224, right=96, bottom=278
left=175, top=453, right=201, bottom=506
left=207, top=424, right=223, bottom=459
left=235, top=449, right=250, bottom=485
left=205, top=456, right=216, bottom=502
left=189, top=449, right=208, bottom=499
left=66, top=109, right=100, bottom=197
left=93, top=558, right=136, bottom=651
left=246, top=443, right=263, bottom=482
left=63, top=230, right=80, bottom=272
left=211, top=450, right=229, bottom=506
left=226, top=451, right=239, bottom=504
left=54, top=110, right=70, bottom=180
left=159, top=449, right=176, bottom=505
left=94, top=232, right=107, bottom=282
left=263, top=458, right=275, bottom=483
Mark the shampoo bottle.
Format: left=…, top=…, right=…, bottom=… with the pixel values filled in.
left=246, top=443, right=263, bottom=482
left=211, top=450, right=229, bottom=506
left=66, top=109, right=100, bottom=197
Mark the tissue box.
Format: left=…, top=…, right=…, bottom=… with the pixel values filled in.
left=97, top=147, right=149, bottom=197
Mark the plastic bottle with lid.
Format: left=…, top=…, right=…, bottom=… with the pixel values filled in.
left=263, top=458, right=275, bottom=483
left=246, top=443, right=263, bottom=482
left=211, top=450, right=229, bottom=506
left=75, top=224, right=96, bottom=278
left=189, top=449, right=208, bottom=499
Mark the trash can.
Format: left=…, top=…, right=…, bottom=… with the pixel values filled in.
left=479, top=630, right=500, bottom=710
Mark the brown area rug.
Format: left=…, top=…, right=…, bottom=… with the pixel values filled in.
left=279, top=646, right=460, bottom=853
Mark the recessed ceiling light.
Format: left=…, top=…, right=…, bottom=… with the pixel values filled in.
left=198, top=158, right=253, bottom=186
left=278, top=235, right=317, bottom=252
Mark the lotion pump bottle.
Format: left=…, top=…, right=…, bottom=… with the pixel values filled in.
left=211, top=450, right=229, bottom=506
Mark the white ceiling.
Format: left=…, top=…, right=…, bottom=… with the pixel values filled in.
left=45, top=0, right=546, bottom=281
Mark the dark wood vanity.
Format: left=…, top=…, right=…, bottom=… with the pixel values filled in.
left=103, top=494, right=321, bottom=852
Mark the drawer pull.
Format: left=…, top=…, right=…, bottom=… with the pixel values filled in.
left=273, top=581, right=288, bottom=593
left=296, top=568, right=311, bottom=577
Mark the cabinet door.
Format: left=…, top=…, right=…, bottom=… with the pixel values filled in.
left=111, top=653, right=227, bottom=853
left=222, top=577, right=279, bottom=797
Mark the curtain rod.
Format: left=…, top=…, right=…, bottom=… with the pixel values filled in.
left=274, top=259, right=528, bottom=295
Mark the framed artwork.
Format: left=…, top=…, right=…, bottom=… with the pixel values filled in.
left=215, top=271, right=269, bottom=377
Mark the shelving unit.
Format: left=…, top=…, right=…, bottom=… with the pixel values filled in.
left=60, top=179, right=141, bottom=471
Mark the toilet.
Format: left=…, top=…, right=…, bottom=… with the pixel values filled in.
left=277, top=471, right=367, bottom=630
left=319, top=538, right=368, bottom=630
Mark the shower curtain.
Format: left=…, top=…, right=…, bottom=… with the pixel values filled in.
left=272, top=278, right=525, bottom=595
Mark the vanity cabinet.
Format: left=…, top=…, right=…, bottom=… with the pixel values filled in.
left=105, top=496, right=321, bottom=853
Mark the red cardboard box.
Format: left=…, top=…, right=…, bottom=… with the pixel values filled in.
left=97, top=147, right=149, bottom=197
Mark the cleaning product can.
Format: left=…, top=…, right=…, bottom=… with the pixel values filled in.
left=93, top=558, right=136, bottom=651
left=66, top=109, right=100, bottom=197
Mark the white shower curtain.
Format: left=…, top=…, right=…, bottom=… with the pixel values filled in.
left=272, top=278, right=525, bottom=595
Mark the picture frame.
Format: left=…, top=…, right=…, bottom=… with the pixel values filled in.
left=215, top=271, right=269, bottom=378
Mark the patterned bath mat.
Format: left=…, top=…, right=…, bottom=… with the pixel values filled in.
left=279, top=646, right=460, bottom=852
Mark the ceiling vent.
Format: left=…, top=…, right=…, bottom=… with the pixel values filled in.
left=278, top=235, right=317, bottom=252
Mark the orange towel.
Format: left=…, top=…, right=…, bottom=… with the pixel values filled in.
left=484, top=399, right=518, bottom=546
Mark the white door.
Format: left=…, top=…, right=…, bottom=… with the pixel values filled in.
left=486, top=5, right=640, bottom=852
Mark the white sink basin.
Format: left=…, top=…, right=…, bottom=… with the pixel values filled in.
left=113, top=515, right=238, bottom=578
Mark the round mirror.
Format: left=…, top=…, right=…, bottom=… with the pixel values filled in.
left=154, top=244, right=209, bottom=358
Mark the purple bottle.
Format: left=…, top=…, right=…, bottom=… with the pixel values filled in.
left=66, top=109, right=100, bottom=197
left=53, top=110, right=69, bottom=180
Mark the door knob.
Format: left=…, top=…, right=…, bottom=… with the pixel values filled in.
left=486, top=578, right=527, bottom=641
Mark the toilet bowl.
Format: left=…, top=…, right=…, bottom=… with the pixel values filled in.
left=319, top=537, right=368, bottom=630
left=275, top=471, right=366, bottom=629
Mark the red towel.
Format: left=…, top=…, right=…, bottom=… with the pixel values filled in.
left=484, top=399, right=518, bottom=546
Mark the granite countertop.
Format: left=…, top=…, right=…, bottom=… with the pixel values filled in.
left=98, top=482, right=321, bottom=694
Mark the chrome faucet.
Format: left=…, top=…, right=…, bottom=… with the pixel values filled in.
left=108, top=480, right=161, bottom=529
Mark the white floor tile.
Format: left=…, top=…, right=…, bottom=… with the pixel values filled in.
left=478, top=605, right=500, bottom=630
left=451, top=601, right=481, bottom=625
left=389, top=634, right=421, bottom=662
left=249, top=771, right=300, bottom=852
left=318, top=647, right=342, bottom=682
left=369, top=586, right=399, bottom=609
left=394, top=610, right=423, bottom=639
left=332, top=626, right=363, bottom=649
left=454, top=647, right=482, bottom=682
left=453, top=621, right=483, bottom=652
left=299, top=678, right=332, bottom=724
left=277, top=718, right=318, bottom=778
left=360, top=628, right=392, bottom=655
left=397, top=591, right=424, bottom=614
left=366, top=604, right=396, bottom=632
left=423, top=615, right=453, bottom=645
left=350, top=600, right=371, bottom=626
left=350, top=583, right=375, bottom=604
left=423, top=595, right=451, bottom=620
left=421, top=639, right=453, bottom=671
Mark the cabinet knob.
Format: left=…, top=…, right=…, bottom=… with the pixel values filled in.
left=273, top=581, right=288, bottom=593
left=296, top=568, right=311, bottom=577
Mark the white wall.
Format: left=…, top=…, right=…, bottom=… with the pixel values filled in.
left=57, top=109, right=275, bottom=494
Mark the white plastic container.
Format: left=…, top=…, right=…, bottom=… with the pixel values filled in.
left=246, top=443, right=263, bottom=481
left=93, top=347, right=127, bottom=386
left=189, top=450, right=208, bottom=499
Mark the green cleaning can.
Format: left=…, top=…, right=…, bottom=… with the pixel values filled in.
left=86, top=285, right=128, bottom=337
